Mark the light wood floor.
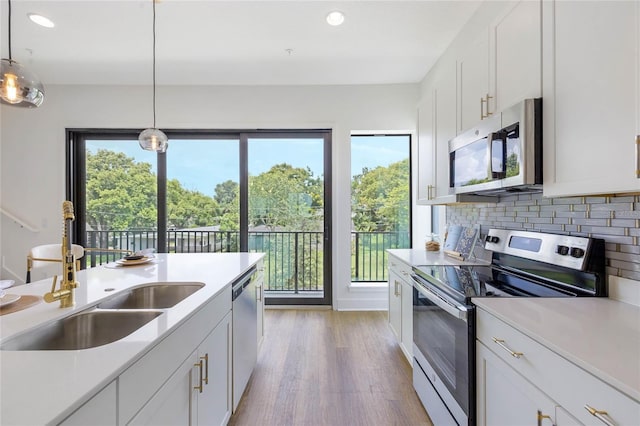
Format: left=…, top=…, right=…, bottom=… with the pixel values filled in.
left=229, top=310, right=433, bottom=426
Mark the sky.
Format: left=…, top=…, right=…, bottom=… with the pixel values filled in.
left=86, top=135, right=409, bottom=197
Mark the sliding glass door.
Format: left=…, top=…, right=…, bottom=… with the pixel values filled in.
left=247, top=134, right=331, bottom=305
left=68, top=130, right=331, bottom=306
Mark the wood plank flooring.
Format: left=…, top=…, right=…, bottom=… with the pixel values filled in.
left=229, top=310, right=433, bottom=426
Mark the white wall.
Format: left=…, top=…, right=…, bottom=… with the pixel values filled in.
left=0, top=83, right=419, bottom=310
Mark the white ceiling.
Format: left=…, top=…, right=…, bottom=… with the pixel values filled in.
left=1, top=0, right=482, bottom=86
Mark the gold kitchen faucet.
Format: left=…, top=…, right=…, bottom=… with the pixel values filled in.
left=44, top=201, right=78, bottom=308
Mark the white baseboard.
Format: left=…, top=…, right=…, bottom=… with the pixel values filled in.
left=608, top=275, right=640, bottom=307
left=335, top=297, right=387, bottom=311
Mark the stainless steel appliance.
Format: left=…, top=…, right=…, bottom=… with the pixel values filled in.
left=449, top=98, right=542, bottom=195
left=411, top=229, right=606, bottom=425
left=232, top=266, right=258, bottom=412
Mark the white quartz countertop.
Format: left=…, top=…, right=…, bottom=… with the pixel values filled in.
left=387, top=248, right=490, bottom=267
left=473, top=297, right=640, bottom=403
left=0, top=252, right=264, bottom=425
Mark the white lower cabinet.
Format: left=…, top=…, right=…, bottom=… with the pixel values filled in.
left=477, top=342, right=557, bottom=426
left=387, top=255, right=412, bottom=363
left=477, top=308, right=640, bottom=426
left=129, top=351, right=197, bottom=425
left=131, top=309, right=232, bottom=426
left=58, top=381, right=117, bottom=426
left=196, top=312, right=232, bottom=426
left=120, top=286, right=233, bottom=426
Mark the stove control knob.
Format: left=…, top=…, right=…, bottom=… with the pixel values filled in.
left=570, top=247, right=585, bottom=258
left=485, top=236, right=500, bottom=243
left=556, top=245, right=570, bottom=256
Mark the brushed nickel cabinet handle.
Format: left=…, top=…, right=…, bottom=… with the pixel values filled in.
left=584, top=404, right=616, bottom=426
left=481, top=97, right=487, bottom=119
left=492, top=337, right=524, bottom=358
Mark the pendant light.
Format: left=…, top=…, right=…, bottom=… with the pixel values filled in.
left=0, top=0, right=45, bottom=108
left=139, top=0, right=168, bottom=153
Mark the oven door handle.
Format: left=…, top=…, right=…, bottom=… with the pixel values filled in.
left=411, top=275, right=468, bottom=322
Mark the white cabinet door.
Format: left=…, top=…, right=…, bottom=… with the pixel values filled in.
left=458, top=29, right=490, bottom=133
left=433, top=61, right=458, bottom=201
left=416, top=89, right=435, bottom=204
left=129, top=351, right=197, bottom=426
left=476, top=342, right=557, bottom=426
left=388, top=270, right=402, bottom=341
left=543, top=0, right=640, bottom=196
left=555, top=407, right=583, bottom=426
left=59, top=381, right=117, bottom=426
left=197, top=311, right=232, bottom=426
left=490, top=0, right=542, bottom=113
left=399, top=279, right=413, bottom=362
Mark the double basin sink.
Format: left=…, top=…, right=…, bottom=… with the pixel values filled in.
left=1, top=283, right=204, bottom=351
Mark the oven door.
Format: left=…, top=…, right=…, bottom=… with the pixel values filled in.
left=412, top=274, right=473, bottom=425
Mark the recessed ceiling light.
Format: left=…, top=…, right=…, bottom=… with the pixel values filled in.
left=27, top=13, right=55, bottom=28
left=326, top=11, right=345, bottom=26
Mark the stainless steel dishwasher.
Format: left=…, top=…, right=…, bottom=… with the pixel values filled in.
left=231, top=266, right=258, bottom=412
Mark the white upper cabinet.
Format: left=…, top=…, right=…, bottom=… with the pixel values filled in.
left=416, top=87, right=435, bottom=204
left=433, top=62, right=458, bottom=201
left=542, top=0, right=640, bottom=197
left=456, top=0, right=541, bottom=133
left=458, top=29, right=490, bottom=133
left=489, top=0, right=542, bottom=114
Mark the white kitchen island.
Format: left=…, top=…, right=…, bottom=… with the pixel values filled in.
left=0, top=252, right=264, bottom=426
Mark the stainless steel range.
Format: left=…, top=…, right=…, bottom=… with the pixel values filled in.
left=410, top=229, right=606, bottom=426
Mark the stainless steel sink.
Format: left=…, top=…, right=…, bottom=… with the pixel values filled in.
left=0, top=310, right=162, bottom=351
left=97, top=282, right=204, bottom=310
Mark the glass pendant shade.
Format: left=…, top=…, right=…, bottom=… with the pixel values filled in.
left=139, top=128, right=168, bottom=153
left=0, top=58, right=45, bottom=108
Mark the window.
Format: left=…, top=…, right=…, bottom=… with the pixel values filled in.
left=67, top=129, right=332, bottom=306
left=350, top=134, right=411, bottom=282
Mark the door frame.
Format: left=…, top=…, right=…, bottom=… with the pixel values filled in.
left=66, top=128, right=332, bottom=306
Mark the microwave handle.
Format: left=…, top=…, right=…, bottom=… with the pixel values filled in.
left=489, top=131, right=507, bottom=177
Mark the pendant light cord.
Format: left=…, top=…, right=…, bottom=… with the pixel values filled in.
left=152, top=0, right=157, bottom=128
left=7, top=0, right=13, bottom=60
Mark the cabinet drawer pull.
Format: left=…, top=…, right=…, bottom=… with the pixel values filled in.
left=481, top=97, right=487, bottom=119
left=194, top=359, right=204, bottom=393
left=584, top=404, right=616, bottom=426
left=257, top=285, right=262, bottom=301
left=201, top=354, right=209, bottom=385
left=492, top=337, right=524, bottom=358
left=537, top=410, right=555, bottom=426
left=427, top=184, right=434, bottom=200
left=394, top=280, right=400, bottom=297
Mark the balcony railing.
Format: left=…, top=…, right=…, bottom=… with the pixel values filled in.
left=85, top=230, right=410, bottom=293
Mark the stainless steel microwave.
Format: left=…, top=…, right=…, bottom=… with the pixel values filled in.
left=449, top=98, right=542, bottom=195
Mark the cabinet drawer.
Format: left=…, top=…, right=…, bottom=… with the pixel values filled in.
left=477, top=309, right=640, bottom=425
left=388, top=256, right=411, bottom=282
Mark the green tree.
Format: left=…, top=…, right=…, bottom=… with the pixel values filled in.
left=351, top=158, right=409, bottom=232
left=249, top=163, right=323, bottom=231
left=167, top=179, right=219, bottom=229
left=86, top=149, right=157, bottom=232
left=215, top=180, right=239, bottom=231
